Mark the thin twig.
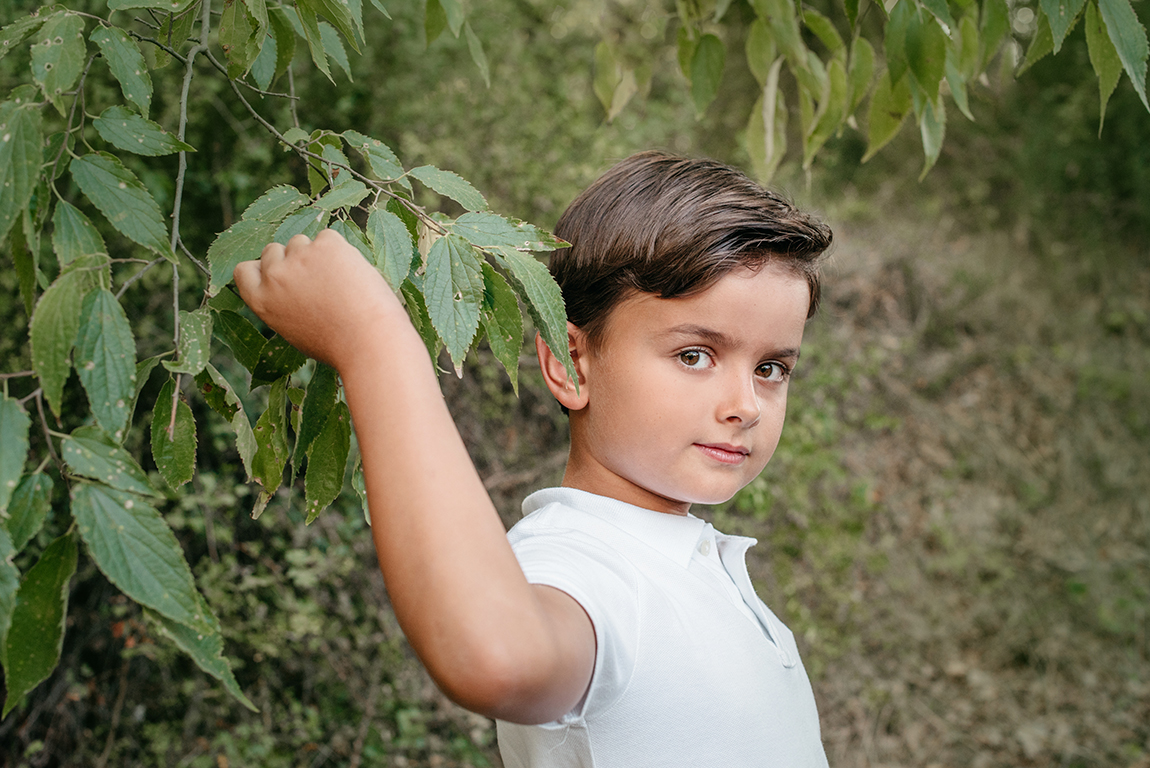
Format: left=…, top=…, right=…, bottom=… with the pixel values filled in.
left=176, top=239, right=210, bottom=276
left=288, top=66, right=300, bottom=127
left=128, top=33, right=188, bottom=65
left=115, top=257, right=164, bottom=299
left=0, top=370, right=35, bottom=380
left=95, top=658, right=131, bottom=768
left=33, top=390, right=61, bottom=469
left=48, top=54, right=97, bottom=183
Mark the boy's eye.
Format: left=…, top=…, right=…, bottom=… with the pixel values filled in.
left=678, top=349, right=711, bottom=368
left=756, top=361, right=788, bottom=382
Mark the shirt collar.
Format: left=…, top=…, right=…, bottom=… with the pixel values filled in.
left=523, top=487, right=712, bottom=570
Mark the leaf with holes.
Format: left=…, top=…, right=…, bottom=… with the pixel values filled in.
left=0, top=94, right=43, bottom=245
left=251, top=377, right=289, bottom=494
left=93, top=105, right=194, bottom=156
left=197, top=365, right=256, bottom=481
left=90, top=25, right=152, bottom=115
left=314, top=180, right=369, bottom=212
left=150, top=377, right=196, bottom=489
left=241, top=184, right=309, bottom=223
left=207, top=218, right=280, bottom=296
left=162, top=309, right=212, bottom=376
left=293, top=362, right=339, bottom=475
left=343, top=130, right=408, bottom=188
left=212, top=309, right=266, bottom=372
left=304, top=401, right=350, bottom=523
left=71, top=152, right=173, bottom=259
left=0, top=13, right=48, bottom=63
left=30, top=13, right=85, bottom=115
left=74, top=289, right=137, bottom=439
left=452, top=212, right=566, bottom=252
left=491, top=247, right=574, bottom=384
left=250, top=335, right=306, bottom=388
left=409, top=166, right=487, bottom=211
left=2, top=530, right=76, bottom=717
left=62, top=430, right=157, bottom=497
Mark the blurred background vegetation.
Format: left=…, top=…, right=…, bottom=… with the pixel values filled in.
left=0, top=0, right=1147, bottom=765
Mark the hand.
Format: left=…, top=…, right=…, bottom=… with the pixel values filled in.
left=234, top=229, right=407, bottom=371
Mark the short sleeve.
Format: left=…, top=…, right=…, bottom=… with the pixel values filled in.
left=509, top=526, right=641, bottom=721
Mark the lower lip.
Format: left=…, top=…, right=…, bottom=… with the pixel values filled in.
left=695, top=444, right=748, bottom=465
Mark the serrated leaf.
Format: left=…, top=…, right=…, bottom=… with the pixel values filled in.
left=452, top=211, right=566, bottom=252
left=304, top=401, right=350, bottom=523
left=492, top=248, right=575, bottom=385
left=426, top=0, right=448, bottom=44
left=2, top=530, right=76, bottom=718
left=152, top=2, right=201, bottom=69
left=367, top=207, right=415, bottom=289
left=980, top=0, right=1011, bottom=70
left=30, top=13, right=85, bottom=115
left=1098, top=0, right=1150, bottom=111
left=329, top=220, right=372, bottom=263
left=343, top=130, right=406, bottom=185
left=1040, top=0, right=1086, bottom=53
left=197, top=364, right=256, bottom=479
left=268, top=7, right=297, bottom=82
left=90, top=25, right=151, bottom=116
left=207, top=218, right=280, bottom=296
left=11, top=214, right=35, bottom=317
left=906, top=10, right=947, bottom=101
left=294, top=0, right=333, bottom=81
left=1086, top=0, right=1125, bottom=133
left=690, top=34, right=725, bottom=117
left=864, top=70, right=912, bottom=161
left=6, top=473, right=53, bottom=553
left=250, top=335, right=306, bottom=388
left=72, top=483, right=206, bottom=631
left=0, top=13, right=48, bottom=62
left=244, top=0, right=269, bottom=31
left=314, top=180, right=369, bottom=212
left=30, top=269, right=92, bottom=416
left=51, top=200, right=105, bottom=268
left=479, top=262, right=522, bottom=394
left=241, top=184, right=309, bottom=223
left=70, top=152, right=172, bottom=258
left=162, top=308, right=212, bottom=375
left=93, top=105, right=194, bottom=157
left=464, top=20, right=490, bottom=87
left=318, top=21, right=352, bottom=81
left=401, top=278, right=441, bottom=360
left=150, top=377, right=196, bottom=488
left=424, top=235, right=484, bottom=373
left=409, top=166, right=487, bottom=212
left=62, top=431, right=156, bottom=497
left=146, top=594, right=256, bottom=711
left=918, top=97, right=946, bottom=179
left=0, top=96, right=43, bottom=245
left=74, top=289, right=137, bottom=439
left=0, top=396, right=31, bottom=515
left=312, top=0, right=361, bottom=51
left=0, top=527, right=17, bottom=670
left=251, top=377, right=289, bottom=494
left=220, top=0, right=260, bottom=78
left=292, top=362, right=339, bottom=475
left=273, top=205, right=329, bottom=243
left=249, top=27, right=276, bottom=90
left=746, top=18, right=777, bottom=86
left=1019, top=10, right=1055, bottom=75
left=848, top=37, right=876, bottom=113
left=212, top=309, right=266, bottom=372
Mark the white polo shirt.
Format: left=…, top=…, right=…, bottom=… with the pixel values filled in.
left=497, top=487, right=829, bottom=768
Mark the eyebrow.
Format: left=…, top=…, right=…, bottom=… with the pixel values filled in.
left=661, top=324, right=802, bottom=361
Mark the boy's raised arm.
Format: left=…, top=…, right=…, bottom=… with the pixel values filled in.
left=234, top=230, right=595, bottom=724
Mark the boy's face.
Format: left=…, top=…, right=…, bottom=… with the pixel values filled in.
left=563, top=263, right=810, bottom=515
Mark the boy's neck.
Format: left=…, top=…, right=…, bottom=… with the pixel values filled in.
left=561, top=447, right=692, bottom=517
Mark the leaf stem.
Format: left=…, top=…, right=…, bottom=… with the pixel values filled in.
left=176, top=238, right=210, bottom=276
left=115, top=256, right=164, bottom=299
left=0, top=370, right=35, bottom=380
left=32, top=390, right=63, bottom=470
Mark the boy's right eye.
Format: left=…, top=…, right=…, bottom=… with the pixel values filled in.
left=678, top=349, right=711, bottom=368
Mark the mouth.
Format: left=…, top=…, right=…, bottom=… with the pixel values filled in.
left=695, top=443, right=750, bottom=465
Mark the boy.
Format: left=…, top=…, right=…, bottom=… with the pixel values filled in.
left=235, top=151, right=833, bottom=766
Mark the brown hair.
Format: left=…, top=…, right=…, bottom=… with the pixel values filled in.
left=550, top=151, right=832, bottom=349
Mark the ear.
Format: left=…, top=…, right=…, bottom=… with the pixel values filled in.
left=536, top=322, right=590, bottom=412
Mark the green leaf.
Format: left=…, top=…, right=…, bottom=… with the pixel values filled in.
left=207, top=218, right=280, bottom=295
left=945, top=47, right=975, bottom=120
left=11, top=213, right=36, bottom=317
left=980, top=0, right=1011, bottom=70
left=805, top=57, right=848, bottom=168
left=329, top=219, right=372, bottom=262
left=312, top=0, right=361, bottom=51
left=343, top=130, right=407, bottom=186
left=145, top=594, right=256, bottom=712
left=918, top=97, right=946, bottom=179
left=0, top=527, right=18, bottom=670
left=803, top=9, right=845, bottom=55
left=108, top=0, right=198, bottom=10
left=369, top=0, right=390, bottom=18
left=292, top=362, right=339, bottom=475
left=0, top=396, right=31, bottom=515
left=1040, top=0, right=1086, bottom=53
left=367, top=207, right=416, bottom=290
left=690, top=34, right=726, bottom=117
left=30, top=269, right=92, bottom=416
left=151, top=3, right=201, bottom=68
left=906, top=10, right=948, bottom=101
left=273, top=205, right=329, bottom=243
left=304, top=401, right=350, bottom=523
left=72, top=483, right=207, bottom=631
left=746, top=56, right=788, bottom=182
left=479, top=262, right=522, bottom=394
left=197, top=364, right=256, bottom=480
left=90, top=25, right=152, bottom=116
left=1019, top=10, right=1055, bottom=75
left=0, top=13, right=48, bottom=63
left=128, top=354, right=163, bottom=428
left=93, top=105, right=194, bottom=157
left=352, top=457, right=369, bottom=525
left=424, top=235, right=484, bottom=373
left=492, top=248, right=575, bottom=385
left=6, top=473, right=53, bottom=553
left=30, top=13, right=85, bottom=115
left=464, top=20, right=490, bottom=87
left=864, top=70, right=912, bottom=162
left=745, top=18, right=778, bottom=86
left=150, top=377, right=196, bottom=488
left=212, top=309, right=266, bottom=372
left=241, top=184, right=309, bottom=223
left=162, top=308, right=212, bottom=376
left=318, top=21, right=352, bottom=80
left=74, top=289, right=137, bottom=439
left=401, top=278, right=442, bottom=360
left=294, top=0, right=333, bottom=81
left=593, top=41, right=620, bottom=114
left=885, top=0, right=915, bottom=86
left=250, top=335, right=307, bottom=388
left=958, top=13, right=981, bottom=77
left=844, top=0, right=860, bottom=31
left=920, top=0, right=956, bottom=30
left=848, top=37, right=876, bottom=113
left=2, top=530, right=77, bottom=718
left=52, top=200, right=106, bottom=268
left=62, top=430, right=156, bottom=497
left=452, top=211, right=567, bottom=252
left=1097, top=0, right=1150, bottom=111
left=244, top=0, right=269, bottom=32
left=439, top=0, right=464, bottom=36
left=268, top=7, right=297, bottom=82
left=1086, top=0, right=1125, bottom=133
left=251, top=377, right=289, bottom=494
left=0, top=95, right=43, bottom=245
left=677, top=26, right=697, bottom=80
left=219, top=0, right=260, bottom=78
left=70, top=152, right=172, bottom=259
left=425, top=0, right=448, bottom=44
left=314, top=180, right=369, bottom=212
left=409, top=165, right=487, bottom=211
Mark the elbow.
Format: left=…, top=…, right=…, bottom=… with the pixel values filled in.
left=425, top=640, right=570, bottom=724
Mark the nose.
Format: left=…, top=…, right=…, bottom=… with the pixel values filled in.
left=719, top=370, right=761, bottom=427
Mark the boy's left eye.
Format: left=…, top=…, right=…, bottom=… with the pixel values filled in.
left=756, top=361, right=788, bottom=382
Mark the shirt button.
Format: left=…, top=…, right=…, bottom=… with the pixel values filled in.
left=698, top=539, right=712, bottom=556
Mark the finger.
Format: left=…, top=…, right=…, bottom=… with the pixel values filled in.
left=233, top=259, right=262, bottom=303
left=260, top=241, right=286, bottom=265
left=285, top=233, right=313, bottom=256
